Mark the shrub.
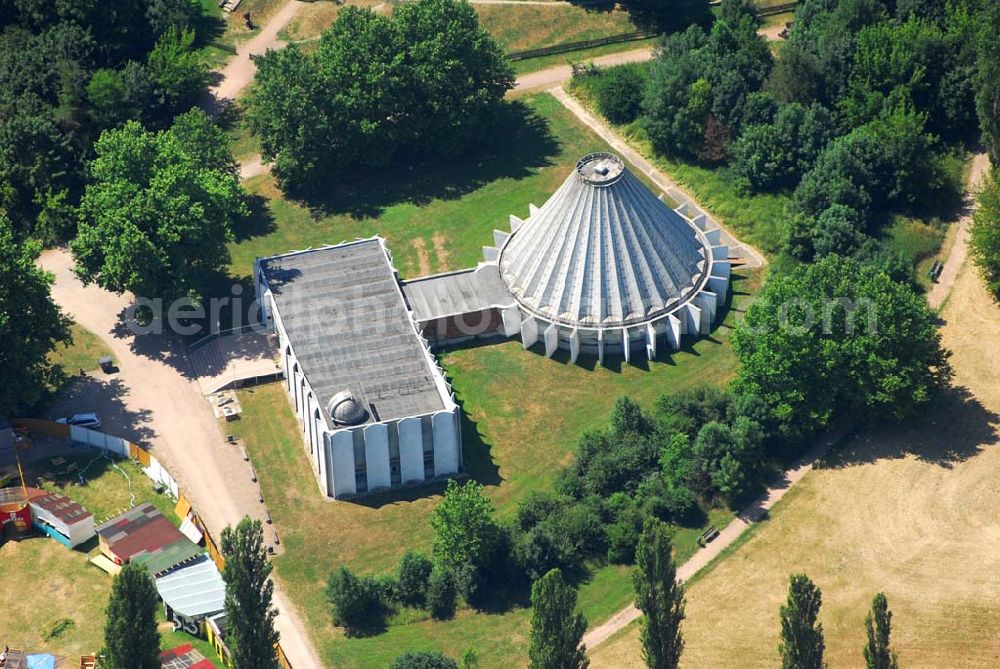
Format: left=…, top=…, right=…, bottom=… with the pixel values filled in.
left=427, top=567, right=458, bottom=620
left=390, top=652, right=459, bottom=669
left=593, top=63, right=649, bottom=125
left=397, top=551, right=433, bottom=607
left=326, top=567, right=389, bottom=635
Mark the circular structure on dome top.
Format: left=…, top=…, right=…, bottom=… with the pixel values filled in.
left=576, top=152, right=625, bottom=185
left=328, top=391, right=367, bottom=426
left=498, top=152, right=712, bottom=330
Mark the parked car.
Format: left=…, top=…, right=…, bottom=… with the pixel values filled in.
left=55, top=413, right=102, bottom=429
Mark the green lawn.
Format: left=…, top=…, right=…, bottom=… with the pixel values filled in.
left=225, top=82, right=772, bottom=667
left=228, top=92, right=668, bottom=279
left=230, top=268, right=757, bottom=668
left=49, top=322, right=114, bottom=375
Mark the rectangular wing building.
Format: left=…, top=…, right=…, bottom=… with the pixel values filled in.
left=254, top=238, right=462, bottom=499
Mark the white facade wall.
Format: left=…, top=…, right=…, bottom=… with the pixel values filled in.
left=330, top=431, right=357, bottom=498
left=432, top=410, right=460, bottom=477
left=363, top=424, right=391, bottom=491
left=398, top=417, right=425, bottom=484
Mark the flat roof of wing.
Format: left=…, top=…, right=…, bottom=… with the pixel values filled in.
left=258, top=238, right=447, bottom=425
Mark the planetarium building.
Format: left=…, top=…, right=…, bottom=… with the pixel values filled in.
left=255, top=153, right=731, bottom=498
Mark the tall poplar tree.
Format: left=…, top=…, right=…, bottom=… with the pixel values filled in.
left=779, top=574, right=825, bottom=669
left=103, top=562, right=160, bottom=669
left=863, top=593, right=898, bottom=669
left=221, top=517, right=280, bottom=669
left=633, top=520, right=685, bottom=669
left=528, top=569, right=588, bottom=669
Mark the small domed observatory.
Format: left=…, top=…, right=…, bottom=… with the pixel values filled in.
left=486, top=153, right=730, bottom=362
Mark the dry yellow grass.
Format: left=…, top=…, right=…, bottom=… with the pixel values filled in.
left=279, top=0, right=342, bottom=42
left=474, top=5, right=638, bottom=52
left=590, top=262, right=1000, bottom=668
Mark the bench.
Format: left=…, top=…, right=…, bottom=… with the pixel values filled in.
left=697, top=525, right=720, bottom=547
left=928, top=260, right=944, bottom=282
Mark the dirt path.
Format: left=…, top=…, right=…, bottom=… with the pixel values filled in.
left=927, top=152, right=991, bottom=310
left=581, top=419, right=852, bottom=649
left=514, top=47, right=654, bottom=92
left=210, top=0, right=304, bottom=104
left=37, top=249, right=323, bottom=669
left=550, top=86, right=766, bottom=268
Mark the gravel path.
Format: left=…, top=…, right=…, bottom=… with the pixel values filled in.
left=37, top=249, right=324, bottom=669
left=210, top=0, right=304, bottom=104
left=927, top=152, right=991, bottom=310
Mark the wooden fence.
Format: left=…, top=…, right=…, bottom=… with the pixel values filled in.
left=508, top=30, right=658, bottom=61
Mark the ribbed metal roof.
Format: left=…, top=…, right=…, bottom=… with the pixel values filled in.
left=498, top=153, right=708, bottom=328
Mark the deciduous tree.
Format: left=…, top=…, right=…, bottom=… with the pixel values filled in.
left=72, top=110, right=247, bottom=302
left=528, top=569, right=588, bottom=669
left=779, top=574, right=825, bottom=669
left=970, top=168, right=1000, bottom=295
left=102, top=562, right=160, bottom=669
left=633, top=520, right=685, bottom=669
left=0, top=216, right=70, bottom=414
left=221, top=517, right=280, bottom=669
left=733, top=255, right=951, bottom=451
left=863, top=593, right=898, bottom=669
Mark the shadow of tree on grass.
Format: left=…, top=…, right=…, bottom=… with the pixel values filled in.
left=283, top=100, right=561, bottom=220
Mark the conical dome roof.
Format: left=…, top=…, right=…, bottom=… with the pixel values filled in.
left=498, top=153, right=708, bottom=329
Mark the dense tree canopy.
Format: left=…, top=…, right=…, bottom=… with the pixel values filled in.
left=71, top=109, right=246, bottom=302
left=732, top=255, right=951, bottom=449
left=247, top=0, right=513, bottom=191
left=0, top=0, right=206, bottom=242
left=643, top=3, right=772, bottom=162
left=0, top=216, right=70, bottom=414
left=970, top=168, right=1000, bottom=295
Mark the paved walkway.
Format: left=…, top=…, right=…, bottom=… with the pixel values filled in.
left=927, top=152, right=991, bottom=310
left=582, top=418, right=853, bottom=650
left=550, top=86, right=766, bottom=268
left=37, top=249, right=323, bottom=669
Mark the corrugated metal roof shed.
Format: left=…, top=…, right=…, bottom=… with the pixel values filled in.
left=155, top=556, right=226, bottom=619
left=95, top=503, right=202, bottom=575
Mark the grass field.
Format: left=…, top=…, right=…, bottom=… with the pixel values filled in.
left=0, top=455, right=215, bottom=659
left=475, top=5, right=638, bottom=53
left=227, top=76, right=772, bottom=668
left=278, top=0, right=344, bottom=42
left=511, top=37, right=658, bottom=75
left=228, top=92, right=670, bottom=279
left=49, top=323, right=114, bottom=375
left=590, top=261, right=1000, bottom=667
left=232, top=261, right=755, bottom=667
